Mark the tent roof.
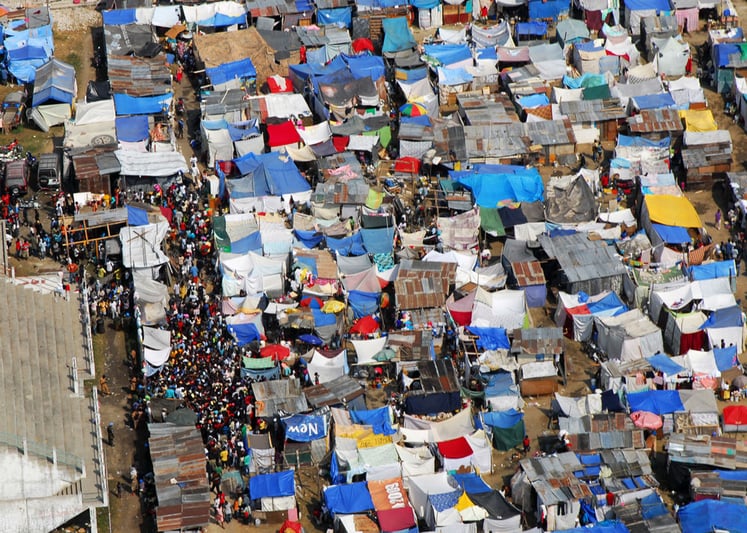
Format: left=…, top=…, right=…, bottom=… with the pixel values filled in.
left=645, top=194, right=702, bottom=228
left=32, top=58, right=76, bottom=106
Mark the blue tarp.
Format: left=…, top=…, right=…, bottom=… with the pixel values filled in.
left=627, top=390, right=684, bottom=415
left=382, top=17, right=416, bottom=54
left=33, top=59, right=75, bottom=106
left=126, top=206, right=149, bottom=226
left=467, top=327, right=510, bottom=350
left=116, top=116, right=150, bottom=142
left=113, top=93, right=172, bottom=116
left=586, top=292, right=628, bottom=316
left=617, top=134, right=670, bottom=149
left=452, top=473, right=492, bottom=494
left=640, top=493, right=668, bottom=520
left=646, top=354, right=686, bottom=375
left=563, top=73, right=606, bottom=89
left=282, top=414, right=327, bottom=442
left=452, top=167, right=544, bottom=207
left=317, top=7, right=352, bottom=27
left=652, top=223, right=691, bottom=244
left=348, top=290, right=380, bottom=318
left=678, top=500, right=747, bottom=533
left=349, top=407, right=395, bottom=435
left=324, top=482, right=375, bottom=515
left=288, top=55, right=347, bottom=82
left=360, top=227, right=395, bottom=254
left=231, top=152, right=310, bottom=197
left=400, top=115, right=431, bottom=127
left=715, top=43, right=740, bottom=68
left=102, top=9, right=137, bottom=25
left=687, top=260, right=737, bottom=281
left=700, top=306, right=744, bottom=330
left=411, top=0, right=440, bottom=9
left=632, top=93, right=676, bottom=110
left=517, top=93, right=550, bottom=108
left=8, top=45, right=48, bottom=83
left=556, top=520, right=630, bottom=533
left=424, top=44, right=472, bottom=66
left=516, top=21, right=548, bottom=36
left=230, top=232, right=262, bottom=254
left=227, top=119, right=261, bottom=141
left=625, top=0, right=671, bottom=10
left=714, top=345, right=739, bottom=371
left=206, top=58, right=257, bottom=86
left=477, top=47, right=497, bottom=60
left=528, top=0, right=569, bottom=20
left=484, top=372, right=516, bottom=397
left=343, top=54, right=385, bottom=80
left=483, top=409, right=524, bottom=429
left=249, top=470, right=295, bottom=499
left=438, top=67, right=473, bottom=85
left=717, top=470, right=747, bottom=481
left=227, top=323, right=261, bottom=346
left=327, top=233, right=366, bottom=256
left=312, top=308, right=337, bottom=327
left=294, top=229, right=324, bottom=249
left=198, top=13, right=247, bottom=27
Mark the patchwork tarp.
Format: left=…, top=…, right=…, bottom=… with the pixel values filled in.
left=350, top=407, right=395, bottom=435
left=483, top=409, right=525, bottom=451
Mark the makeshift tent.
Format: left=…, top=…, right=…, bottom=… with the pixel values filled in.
left=405, top=472, right=462, bottom=528
left=653, top=37, right=690, bottom=77
left=324, top=482, right=375, bottom=516
left=30, top=59, right=76, bottom=132
left=626, top=390, right=685, bottom=415
left=368, top=478, right=417, bottom=532
left=723, top=405, right=747, bottom=433
left=700, top=305, right=744, bottom=352
left=677, top=499, right=746, bottom=533
left=306, top=348, right=348, bottom=384
left=451, top=166, right=544, bottom=208
left=595, top=309, right=664, bottom=362
left=249, top=470, right=297, bottom=511
left=482, top=409, right=525, bottom=451
left=555, top=291, right=628, bottom=341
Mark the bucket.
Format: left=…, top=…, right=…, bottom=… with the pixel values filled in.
left=590, top=378, right=597, bottom=390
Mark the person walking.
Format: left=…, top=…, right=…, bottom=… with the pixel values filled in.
left=216, top=502, right=225, bottom=529
left=716, top=209, right=723, bottom=230
left=107, top=423, right=115, bottom=447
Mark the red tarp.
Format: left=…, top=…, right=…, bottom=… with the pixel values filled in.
left=267, top=76, right=293, bottom=93
left=279, top=520, right=303, bottom=533
left=394, top=156, right=420, bottom=174
left=352, top=38, right=375, bottom=54
left=437, top=436, right=473, bottom=459
left=260, top=343, right=291, bottom=360
left=267, top=120, right=301, bottom=147
left=378, top=508, right=416, bottom=532
left=332, top=135, right=349, bottom=152
left=349, top=315, right=380, bottom=335
left=724, top=405, right=747, bottom=426
left=368, top=478, right=415, bottom=532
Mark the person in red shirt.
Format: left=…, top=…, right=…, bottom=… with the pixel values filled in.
left=523, top=435, right=531, bottom=454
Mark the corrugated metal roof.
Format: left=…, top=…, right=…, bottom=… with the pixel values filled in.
left=539, top=233, right=627, bottom=283
left=394, top=259, right=456, bottom=310
left=464, top=123, right=528, bottom=159
left=415, top=359, right=459, bottom=393
left=252, top=378, right=308, bottom=416
left=305, top=375, right=365, bottom=408
left=513, top=327, right=564, bottom=355
left=627, top=108, right=683, bottom=134
left=148, top=424, right=211, bottom=532
left=107, top=55, right=172, bottom=97
left=387, top=330, right=433, bottom=361
left=559, top=99, right=627, bottom=123
left=669, top=433, right=747, bottom=469
left=524, top=118, right=576, bottom=146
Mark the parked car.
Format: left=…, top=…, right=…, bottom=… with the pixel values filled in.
left=2, top=90, right=26, bottom=132
left=3, top=159, right=29, bottom=196
left=37, top=152, right=62, bottom=189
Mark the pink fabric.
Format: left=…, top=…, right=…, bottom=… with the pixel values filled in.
left=675, top=8, right=698, bottom=33
left=630, top=411, right=663, bottom=430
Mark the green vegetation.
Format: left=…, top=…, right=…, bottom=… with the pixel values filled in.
left=96, top=507, right=110, bottom=532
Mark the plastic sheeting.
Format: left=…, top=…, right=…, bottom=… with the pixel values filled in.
left=626, top=390, right=685, bottom=415
left=644, top=195, right=702, bottom=228
left=382, top=17, right=416, bottom=54
left=324, top=482, right=375, bottom=515
left=250, top=470, right=296, bottom=499
left=113, top=93, right=172, bottom=116
left=206, top=58, right=257, bottom=87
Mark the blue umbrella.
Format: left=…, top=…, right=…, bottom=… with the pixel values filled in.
left=299, top=333, right=324, bottom=346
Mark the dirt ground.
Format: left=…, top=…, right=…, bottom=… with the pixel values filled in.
left=10, top=4, right=747, bottom=533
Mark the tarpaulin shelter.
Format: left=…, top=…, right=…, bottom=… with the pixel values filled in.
left=406, top=472, right=462, bottom=528
left=482, top=409, right=525, bottom=451
left=306, top=348, right=348, bottom=384
left=555, top=291, right=628, bottom=341
left=381, top=17, right=417, bottom=56
left=30, top=58, right=76, bottom=132
left=594, top=309, right=664, bottom=362
left=723, top=405, right=747, bottom=432
left=324, top=481, right=375, bottom=516
left=699, top=305, right=744, bottom=352
left=556, top=18, right=590, bottom=48
left=249, top=470, right=297, bottom=511
left=626, top=390, right=685, bottom=415
left=625, top=0, right=672, bottom=36
left=470, top=288, right=528, bottom=331
left=677, top=499, right=746, bottom=533
left=282, top=413, right=328, bottom=442
left=451, top=165, right=544, bottom=208
left=368, top=478, right=417, bottom=532
left=653, top=37, right=690, bottom=77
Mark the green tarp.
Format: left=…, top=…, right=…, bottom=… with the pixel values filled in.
left=479, top=207, right=506, bottom=237
left=582, top=84, right=611, bottom=101
left=491, top=419, right=525, bottom=451
left=213, top=215, right=232, bottom=252
left=243, top=356, right=276, bottom=369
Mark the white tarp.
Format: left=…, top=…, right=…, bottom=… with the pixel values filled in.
left=75, top=99, right=116, bottom=125
left=115, top=150, right=188, bottom=177
left=471, top=287, right=526, bottom=330
left=254, top=93, right=311, bottom=120
left=144, top=346, right=170, bottom=367
left=30, top=103, right=72, bottom=132
left=142, top=326, right=171, bottom=350
left=220, top=251, right=285, bottom=297
left=406, top=472, right=462, bottom=529
left=351, top=337, right=388, bottom=365
left=465, top=430, right=492, bottom=474
left=297, top=121, right=332, bottom=146
left=120, top=223, right=169, bottom=268
left=596, top=308, right=664, bottom=362
left=306, top=349, right=348, bottom=383
left=182, top=1, right=247, bottom=22
left=202, top=125, right=234, bottom=168
left=683, top=349, right=721, bottom=377
left=396, top=445, right=435, bottom=478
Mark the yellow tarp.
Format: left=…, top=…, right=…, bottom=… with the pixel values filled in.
left=680, top=109, right=718, bottom=132
left=357, top=434, right=393, bottom=449
left=646, top=194, right=702, bottom=228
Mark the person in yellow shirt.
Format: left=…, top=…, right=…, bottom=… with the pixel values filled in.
left=220, top=447, right=229, bottom=469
